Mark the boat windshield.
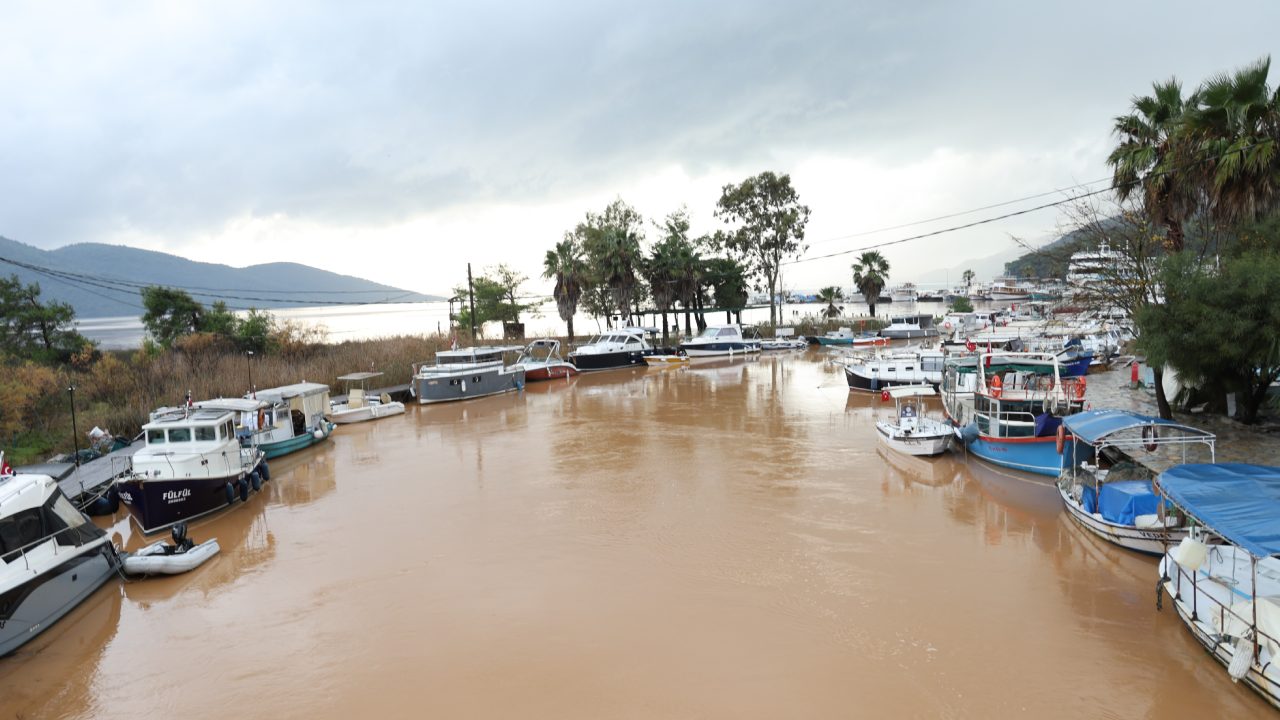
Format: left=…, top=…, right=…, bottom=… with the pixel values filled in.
left=698, top=327, right=721, bottom=339
left=0, top=489, right=100, bottom=560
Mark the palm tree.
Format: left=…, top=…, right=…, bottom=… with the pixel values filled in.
left=673, top=241, right=704, bottom=337
left=1185, top=55, right=1280, bottom=226
left=1107, top=78, right=1196, bottom=251
left=543, top=235, right=586, bottom=341
left=962, top=269, right=975, bottom=288
left=643, top=237, right=681, bottom=345
left=817, top=286, right=844, bottom=318
left=852, top=251, right=890, bottom=317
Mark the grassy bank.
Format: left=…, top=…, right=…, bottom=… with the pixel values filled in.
left=3, top=333, right=451, bottom=464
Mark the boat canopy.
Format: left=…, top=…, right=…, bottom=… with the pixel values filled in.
left=1157, top=463, right=1280, bottom=558
left=192, top=398, right=268, bottom=413
left=256, top=383, right=330, bottom=401
left=888, top=385, right=935, bottom=399
left=337, top=372, right=383, bottom=382
left=1063, top=409, right=1213, bottom=446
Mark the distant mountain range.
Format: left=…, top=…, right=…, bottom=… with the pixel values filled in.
left=0, top=236, right=443, bottom=318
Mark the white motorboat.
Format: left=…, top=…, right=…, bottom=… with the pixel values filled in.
left=844, top=349, right=945, bottom=392
left=1156, top=464, right=1280, bottom=709
left=1056, top=410, right=1216, bottom=555
left=875, top=385, right=953, bottom=457
left=889, top=283, right=918, bottom=304
left=678, top=324, right=762, bottom=357
left=0, top=456, right=121, bottom=656
left=568, top=328, right=658, bottom=371
left=878, top=314, right=938, bottom=339
left=516, top=339, right=579, bottom=381
left=328, top=372, right=406, bottom=424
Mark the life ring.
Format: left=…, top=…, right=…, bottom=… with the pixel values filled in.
left=1056, top=425, right=1066, bottom=454
left=880, top=389, right=891, bottom=402
left=1142, top=425, right=1158, bottom=452
left=989, top=374, right=1003, bottom=399
left=257, top=408, right=266, bottom=429
left=943, top=321, right=953, bottom=330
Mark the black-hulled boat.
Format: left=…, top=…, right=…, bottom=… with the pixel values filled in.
left=117, top=406, right=267, bottom=534
left=568, top=327, right=663, bottom=371
left=0, top=463, right=120, bottom=656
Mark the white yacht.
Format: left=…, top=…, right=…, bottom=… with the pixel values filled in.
left=878, top=314, right=938, bottom=339
left=678, top=324, right=762, bottom=357
left=568, top=327, right=657, bottom=371
left=888, top=283, right=918, bottom=304
left=0, top=457, right=120, bottom=656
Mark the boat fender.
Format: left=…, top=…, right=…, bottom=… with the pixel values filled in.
left=250, top=471, right=262, bottom=492
left=1056, top=425, right=1066, bottom=454
left=1142, top=425, right=1158, bottom=452
left=259, top=461, right=270, bottom=482
left=238, top=479, right=250, bottom=502
left=225, top=482, right=235, bottom=505
left=313, top=429, right=325, bottom=440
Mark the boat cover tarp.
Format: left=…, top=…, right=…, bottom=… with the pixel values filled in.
left=1097, top=480, right=1160, bottom=525
left=1158, top=463, right=1280, bottom=557
left=1063, top=409, right=1199, bottom=445
left=1033, top=413, right=1062, bottom=438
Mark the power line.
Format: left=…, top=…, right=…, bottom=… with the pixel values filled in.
left=804, top=175, right=1113, bottom=247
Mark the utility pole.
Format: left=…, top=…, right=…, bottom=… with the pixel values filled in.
left=246, top=350, right=255, bottom=398
left=467, top=262, right=477, bottom=340
left=67, top=383, right=80, bottom=467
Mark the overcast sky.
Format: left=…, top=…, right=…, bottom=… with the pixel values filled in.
left=2, top=1, right=1277, bottom=298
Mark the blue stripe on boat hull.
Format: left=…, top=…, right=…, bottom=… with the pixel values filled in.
left=967, top=436, right=1064, bottom=477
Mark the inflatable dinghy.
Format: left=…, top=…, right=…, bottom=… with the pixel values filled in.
left=123, top=522, right=219, bottom=576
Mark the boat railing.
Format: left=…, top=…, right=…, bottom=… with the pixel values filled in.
left=2, top=524, right=99, bottom=572
left=1164, top=552, right=1279, bottom=665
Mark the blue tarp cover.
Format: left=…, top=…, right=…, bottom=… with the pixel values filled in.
left=1158, top=464, right=1280, bottom=557
left=1034, top=413, right=1062, bottom=438
left=1063, top=409, right=1194, bottom=445
left=1098, top=480, right=1159, bottom=525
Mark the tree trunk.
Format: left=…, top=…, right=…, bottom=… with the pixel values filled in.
left=1153, top=364, right=1172, bottom=419
left=769, top=275, right=778, bottom=325
left=661, top=311, right=669, bottom=346
left=567, top=316, right=575, bottom=343
left=869, top=301, right=877, bottom=318
left=695, top=295, right=707, bottom=332
left=684, top=305, right=691, bottom=336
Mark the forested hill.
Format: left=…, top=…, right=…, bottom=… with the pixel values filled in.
left=0, top=236, right=442, bottom=318
left=1003, top=217, right=1124, bottom=278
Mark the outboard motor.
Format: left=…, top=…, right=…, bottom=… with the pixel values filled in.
left=170, top=522, right=194, bottom=553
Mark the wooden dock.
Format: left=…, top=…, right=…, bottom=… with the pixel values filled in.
left=18, top=443, right=140, bottom=508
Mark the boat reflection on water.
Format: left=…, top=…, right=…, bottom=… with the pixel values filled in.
left=950, top=454, right=1065, bottom=553
left=877, top=445, right=962, bottom=489
left=0, top=584, right=123, bottom=717
left=267, top=443, right=338, bottom=509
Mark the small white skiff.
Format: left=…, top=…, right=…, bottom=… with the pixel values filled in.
left=329, top=372, right=406, bottom=424
left=875, top=385, right=952, bottom=457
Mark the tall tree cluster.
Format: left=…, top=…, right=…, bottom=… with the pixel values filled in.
left=1107, top=55, right=1280, bottom=422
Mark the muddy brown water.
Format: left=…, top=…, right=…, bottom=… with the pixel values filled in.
left=3, top=351, right=1276, bottom=718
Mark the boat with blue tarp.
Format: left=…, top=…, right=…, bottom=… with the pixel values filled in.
left=1155, top=464, right=1280, bottom=709
left=1056, top=409, right=1215, bottom=554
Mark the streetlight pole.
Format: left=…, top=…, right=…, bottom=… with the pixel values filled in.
left=246, top=350, right=255, bottom=398
left=67, top=383, right=80, bottom=467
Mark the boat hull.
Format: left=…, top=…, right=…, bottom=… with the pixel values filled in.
left=523, top=362, right=579, bottom=381
left=1058, top=486, right=1184, bottom=555
left=569, top=350, right=649, bottom=372
left=875, top=424, right=952, bottom=456
left=416, top=367, right=526, bottom=403
left=328, top=403, right=406, bottom=424
left=0, top=542, right=119, bottom=657
left=845, top=367, right=940, bottom=393
left=1160, top=553, right=1280, bottom=710
left=677, top=341, right=761, bottom=357
left=260, top=423, right=334, bottom=458
left=965, top=435, right=1063, bottom=476
left=879, top=328, right=939, bottom=339
left=118, top=463, right=263, bottom=534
